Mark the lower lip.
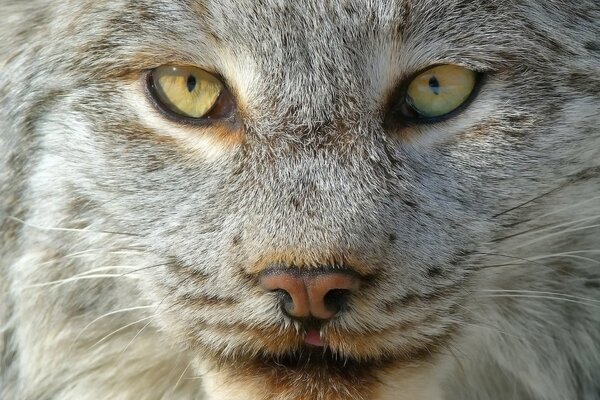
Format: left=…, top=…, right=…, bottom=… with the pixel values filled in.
left=303, top=329, right=324, bottom=347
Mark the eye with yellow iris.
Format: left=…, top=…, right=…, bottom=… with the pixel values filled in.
left=147, top=65, right=235, bottom=122
left=394, top=64, right=481, bottom=123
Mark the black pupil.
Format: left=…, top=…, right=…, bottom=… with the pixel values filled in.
left=186, top=75, right=197, bottom=92
left=429, top=76, right=440, bottom=95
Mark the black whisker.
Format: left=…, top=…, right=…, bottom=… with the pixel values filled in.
left=119, top=263, right=170, bottom=277
left=492, top=185, right=563, bottom=220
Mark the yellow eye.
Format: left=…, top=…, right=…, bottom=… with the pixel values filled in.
left=149, top=65, right=234, bottom=120
left=405, top=65, right=478, bottom=119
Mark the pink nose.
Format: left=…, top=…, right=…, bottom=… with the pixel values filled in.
left=259, top=267, right=362, bottom=320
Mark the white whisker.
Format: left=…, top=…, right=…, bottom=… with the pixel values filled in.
left=510, top=224, right=600, bottom=250
left=121, top=319, right=154, bottom=355
left=527, top=196, right=600, bottom=222
left=454, top=304, right=529, bottom=340
left=40, top=249, right=123, bottom=265
left=21, top=274, right=142, bottom=290
left=468, top=249, right=600, bottom=272
left=89, top=315, right=155, bottom=349
left=479, top=289, right=600, bottom=304
left=490, top=215, right=600, bottom=245
left=535, top=250, right=600, bottom=255
left=7, top=216, right=142, bottom=237
left=174, top=361, right=193, bottom=391
left=458, top=321, right=524, bottom=340
left=471, top=252, right=549, bottom=268
left=479, top=294, right=600, bottom=308
left=119, top=263, right=170, bottom=277
left=67, top=249, right=146, bottom=259
left=533, top=254, right=600, bottom=264
left=79, top=266, right=143, bottom=275
left=71, top=305, right=156, bottom=348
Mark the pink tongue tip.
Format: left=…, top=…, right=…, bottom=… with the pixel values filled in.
left=304, top=329, right=324, bottom=347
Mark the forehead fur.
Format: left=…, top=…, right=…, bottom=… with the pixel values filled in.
left=10, top=0, right=595, bottom=131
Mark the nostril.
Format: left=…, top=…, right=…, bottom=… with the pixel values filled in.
left=258, top=272, right=311, bottom=318
left=274, top=289, right=295, bottom=316
left=258, top=265, right=363, bottom=320
left=305, top=271, right=361, bottom=320
left=323, top=288, right=352, bottom=315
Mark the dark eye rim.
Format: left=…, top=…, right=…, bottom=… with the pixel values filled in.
left=384, top=64, right=485, bottom=128
left=144, top=68, right=238, bottom=127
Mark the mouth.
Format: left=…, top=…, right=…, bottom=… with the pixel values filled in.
left=234, top=329, right=398, bottom=383
left=210, top=339, right=394, bottom=400
left=201, top=319, right=448, bottom=374
left=250, top=343, right=392, bottom=377
left=268, top=326, right=383, bottom=372
left=183, top=309, right=457, bottom=399
left=204, top=324, right=445, bottom=400
left=303, top=328, right=325, bottom=347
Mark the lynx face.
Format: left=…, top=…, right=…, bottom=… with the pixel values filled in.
left=1, top=1, right=599, bottom=399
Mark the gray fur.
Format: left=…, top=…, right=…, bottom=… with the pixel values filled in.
left=1, top=0, right=599, bottom=399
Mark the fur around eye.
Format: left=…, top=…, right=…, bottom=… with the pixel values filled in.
left=148, top=65, right=235, bottom=121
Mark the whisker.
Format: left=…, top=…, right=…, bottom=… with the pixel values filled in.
left=7, top=216, right=143, bottom=237
left=118, top=283, right=191, bottom=355
left=457, top=321, right=524, bottom=340
left=120, top=290, right=193, bottom=355
left=525, top=195, right=600, bottom=223
left=536, top=250, right=600, bottom=255
left=489, top=222, right=563, bottom=244
left=10, top=262, right=168, bottom=295
left=470, top=252, right=548, bottom=268
left=79, top=266, right=143, bottom=275
left=492, top=185, right=564, bottom=219
left=89, top=315, right=155, bottom=349
left=119, top=263, right=170, bottom=277
left=33, top=248, right=146, bottom=267
left=184, top=376, right=205, bottom=381
left=468, top=250, right=600, bottom=270
left=442, top=343, right=470, bottom=376
left=454, top=303, right=528, bottom=341
left=493, top=168, right=600, bottom=222
left=479, top=289, right=600, bottom=304
left=490, top=215, right=600, bottom=244
left=68, top=249, right=147, bottom=258
left=121, top=319, right=154, bottom=354
left=478, top=294, right=600, bottom=308
left=70, top=304, right=156, bottom=351
left=173, top=361, right=193, bottom=391
left=466, top=262, right=529, bottom=270
left=20, top=273, right=142, bottom=290
left=533, top=254, right=600, bottom=264
left=510, top=224, right=600, bottom=250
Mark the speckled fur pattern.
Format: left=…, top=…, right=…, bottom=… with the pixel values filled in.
left=1, top=0, right=599, bottom=399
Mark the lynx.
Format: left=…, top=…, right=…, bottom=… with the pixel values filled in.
left=1, top=1, right=599, bottom=399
